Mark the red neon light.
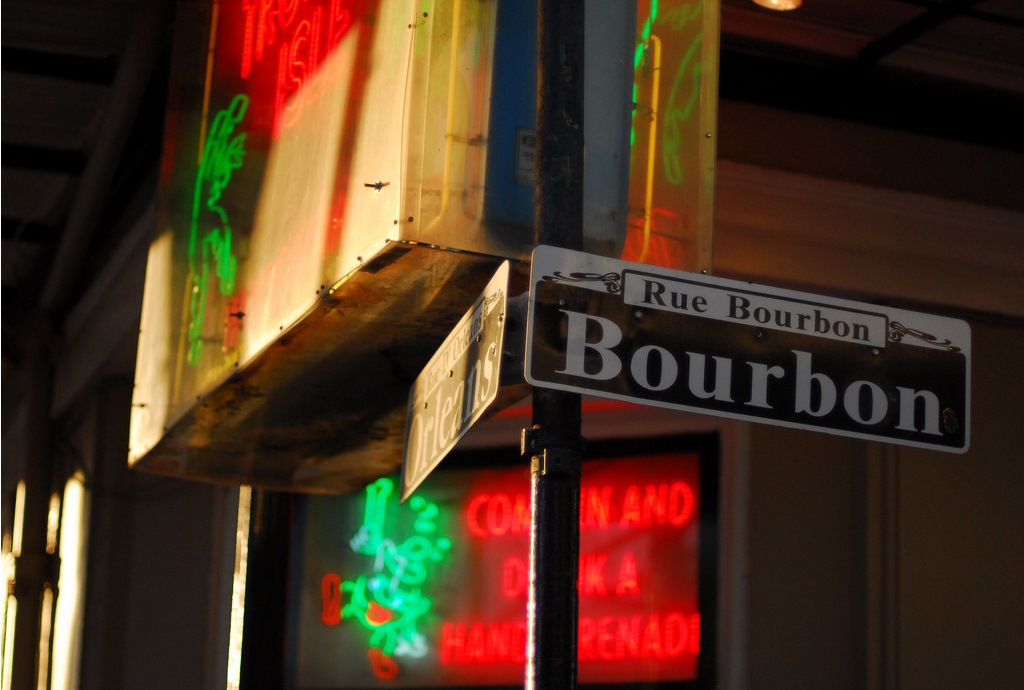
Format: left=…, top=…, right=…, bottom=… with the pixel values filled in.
left=619, top=482, right=693, bottom=527
left=499, top=552, right=642, bottom=600
left=581, top=484, right=613, bottom=528
left=440, top=613, right=699, bottom=666
left=366, top=600, right=393, bottom=627
left=500, top=557, right=527, bottom=598
left=441, top=622, right=528, bottom=665
left=240, top=0, right=304, bottom=79
left=581, top=551, right=646, bottom=598
left=234, top=0, right=362, bottom=139
left=466, top=492, right=531, bottom=538
left=321, top=572, right=342, bottom=625
left=581, top=553, right=609, bottom=596
left=578, top=612, right=699, bottom=662
left=616, top=551, right=640, bottom=596
left=466, top=481, right=694, bottom=537
left=368, top=648, right=399, bottom=680
left=274, top=11, right=322, bottom=140
left=329, top=0, right=354, bottom=43
left=440, top=456, right=702, bottom=682
left=297, top=452, right=703, bottom=685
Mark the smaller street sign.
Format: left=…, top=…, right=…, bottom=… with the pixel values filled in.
left=402, top=262, right=510, bottom=500
left=526, top=246, right=971, bottom=453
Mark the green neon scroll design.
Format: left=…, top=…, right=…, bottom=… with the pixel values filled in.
left=631, top=1, right=704, bottom=186
left=661, top=26, right=702, bottom=186
left=342, top=478, right=451, bottom=678
left=187, top=94, right=247, bottom=365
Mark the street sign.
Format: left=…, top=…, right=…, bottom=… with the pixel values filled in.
left=402, top=262, right=510, bottom=500
left=526, top=246, right=971, bottom=453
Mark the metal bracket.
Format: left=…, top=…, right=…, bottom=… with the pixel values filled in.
left=530, top=448, right=582, bottom=477
left=499, top=293, right=529, bottom=388
left=522, top=427, right=584, bottom=477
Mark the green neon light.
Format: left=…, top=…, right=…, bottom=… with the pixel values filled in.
left=631, top=1, right=658, bottom=148
left=662, top=28, right=702, bottom=186
left=187, top=94, right=247, bottom=365
left=342, top=478, right=451, bottom=677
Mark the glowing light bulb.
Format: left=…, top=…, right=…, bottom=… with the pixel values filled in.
left=752, top=0, right=802, bottom=10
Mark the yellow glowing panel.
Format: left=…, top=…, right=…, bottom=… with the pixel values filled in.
left=624, top=0, right=719, bottom=272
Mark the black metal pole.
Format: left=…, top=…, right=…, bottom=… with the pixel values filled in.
left=526, top=1, right=585, bottom=688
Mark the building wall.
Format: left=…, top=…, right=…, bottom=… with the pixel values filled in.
left=67, top=379, right=237, bottom=690
left=737, top=320, right=1024, bottom=690
left=744, top=428, right=867, bottom=690
left=712, top=100, right=1024, bottom=688
left=894, top=320, right=1024, bottom=689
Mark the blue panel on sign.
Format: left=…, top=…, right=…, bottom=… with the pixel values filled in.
left=484, top=0, right=537, bottom=230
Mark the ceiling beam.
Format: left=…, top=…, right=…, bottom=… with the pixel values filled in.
left=1, top=46, right=117, bottom=84
left=1, top=217, right=61, bottom=245
left=718, top=47, right=1024, bottom=152
left=1, top=143, right=86, bottom=175
left=858, top=0, right=986, bottom=66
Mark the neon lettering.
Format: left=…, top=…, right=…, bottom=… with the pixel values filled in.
left=469, top=482, right=694, bottom=534
left=441, top=622, right=528, bottom=665
left=501, top=557, right=528, bottom=598
left=643, top=484, right=669, bottom=524
left=237, top=0, right=357, bottom=138
left=581, top=484, right=612, bottom=529
left=580, top=553, right=609, bottom=596
left=593, top=612, right=699, bottom=661
left=641, top=615, right=664, bottom=658
left=465, top=492, right=531, bottom=537
left=618, top=485, right=640, bottom=527
left=616, top=552, right=640, bottom=595
left=668, top=482, right=694, bottom=525
left=597, top=616, right=618, bottom=659
left=620, top=483, right=694, bottom=527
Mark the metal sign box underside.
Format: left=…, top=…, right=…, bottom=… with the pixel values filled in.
left=129, top=244, right=522, bottom=494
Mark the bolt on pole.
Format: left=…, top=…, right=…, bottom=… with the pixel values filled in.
left=525, top=0, right=585, bottom=689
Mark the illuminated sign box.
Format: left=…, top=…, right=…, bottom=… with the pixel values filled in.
left=128, top=0, right=719, bottom=491
left=284, top=435, right=718, bottom=688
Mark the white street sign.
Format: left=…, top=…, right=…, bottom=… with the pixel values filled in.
left=402, top=262, right=510, bottom=499
left=526, top=246, right=970, bottom=453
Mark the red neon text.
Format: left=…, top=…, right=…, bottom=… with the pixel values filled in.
left=240, top=0, right=353, bottom=78
left=500, top=552, right=642, bottom=599
left=579, top=613, right=700, bottom=662
left=441, top=621, right=528, bottom=665
left=440, top=613, right=699, bottom=666
left=467, top=481, right=694, bottom=537
left=238, top=0, right=358, bottom=138
left=466, top=492, right=531, bottom=537
left=619, top=482, right=694, bottom=527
